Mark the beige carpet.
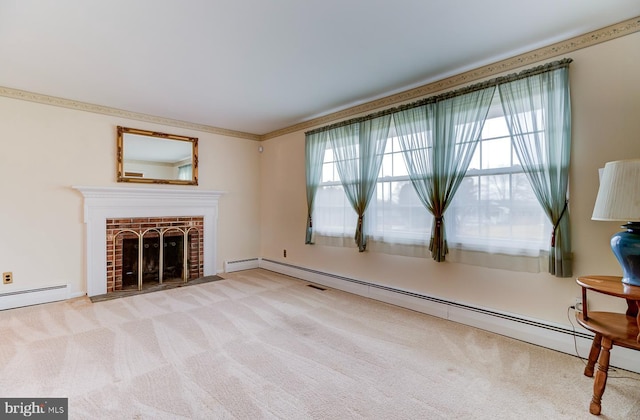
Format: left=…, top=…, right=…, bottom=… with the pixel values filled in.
left=0, top=269, right=638, bottom=419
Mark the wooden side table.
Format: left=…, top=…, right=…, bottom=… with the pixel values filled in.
left=575, top=275, right=640, bottom=415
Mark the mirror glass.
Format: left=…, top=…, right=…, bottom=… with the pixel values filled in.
left=117, top=126, right=198, bottom=185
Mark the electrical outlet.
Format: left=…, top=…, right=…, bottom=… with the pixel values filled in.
left=574, top=296, right=583, bottom=312
left=3, top=272, right=13, bottom=284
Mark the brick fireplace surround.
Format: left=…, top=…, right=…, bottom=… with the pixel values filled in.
left=73, top=186, right=224, bottom=296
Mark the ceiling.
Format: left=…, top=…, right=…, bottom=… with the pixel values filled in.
left=1, top=1, right=639, bottom=136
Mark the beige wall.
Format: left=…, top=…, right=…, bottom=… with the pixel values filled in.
left=0, top=97, right=261, bottom=297
left=259, top=31, right=640, bottom=326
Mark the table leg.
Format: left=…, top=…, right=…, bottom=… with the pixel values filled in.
left=590, top=337, right=612, bottom=416
left=636, top=301, right=640, bottom=342
left=584, top=333, right=602, bottom=377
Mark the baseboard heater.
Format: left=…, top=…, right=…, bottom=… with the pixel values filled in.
left=224, top=258, right=261, bottom=273
left=0, top=284, right=69, bottom=311
left=259, top=258, right=640, bottom=374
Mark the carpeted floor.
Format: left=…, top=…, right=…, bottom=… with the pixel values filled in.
left=1, top=269, right=639, bottom=419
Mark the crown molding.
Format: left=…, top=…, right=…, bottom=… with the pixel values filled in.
left=0, top=86, right=261, bottom=141
left=261, top=15, right=640, bottom=140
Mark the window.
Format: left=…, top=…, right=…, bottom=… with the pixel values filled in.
left=314, top=148, right=358, bottom=239
left=366, top=135, right=432, bottom=246
left=314, top=100, right=550, bottom=258
left=446, top=101, right=551, bottom=256
left=315, top=134, right=432, bottom=248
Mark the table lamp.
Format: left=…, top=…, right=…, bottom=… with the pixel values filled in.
left=592, top=159, right=640, bottom=286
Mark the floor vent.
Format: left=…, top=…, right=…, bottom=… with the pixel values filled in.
left=307, top=284, right=326, bottom=291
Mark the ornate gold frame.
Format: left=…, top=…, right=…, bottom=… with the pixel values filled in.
left=117, top=126, right=198, bottom=185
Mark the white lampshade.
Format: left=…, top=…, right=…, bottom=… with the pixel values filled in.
left=592, top=159, right=640, bottom=222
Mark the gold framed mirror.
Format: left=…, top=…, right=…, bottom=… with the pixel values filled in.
left=117, top=126, right=198, bottom=185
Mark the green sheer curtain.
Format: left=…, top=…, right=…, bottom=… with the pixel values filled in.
left=328, top=115, right=391, bottom=251
left=305, top=131, right=328, bottom=244
left=394, top=86, right=495, bottom=261
left=498, top=65, right=572, bottom=277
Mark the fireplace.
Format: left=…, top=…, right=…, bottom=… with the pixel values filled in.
left=73, top=186, right=223, bottom=296
left=106, top=216, right=203, bottom=292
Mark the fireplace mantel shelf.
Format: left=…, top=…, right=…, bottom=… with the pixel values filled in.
left=73, top=186, right=224, bottom=296
left=73, top=185, right=225, bottom=201
left=72, top=185, right=224, bottom=198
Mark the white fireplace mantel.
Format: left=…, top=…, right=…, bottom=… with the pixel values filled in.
left=73, top=186, right=224, bottom=296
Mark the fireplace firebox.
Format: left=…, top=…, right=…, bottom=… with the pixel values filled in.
left=121, top=234, right=185, bottom=288
left=106, top=217, right=203, bottom=292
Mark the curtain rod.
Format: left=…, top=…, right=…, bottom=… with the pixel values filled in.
left=306, top=58, right=572, bottom=136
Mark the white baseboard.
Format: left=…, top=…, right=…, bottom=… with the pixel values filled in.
left=224, top=257, right=261, bottom=273
left=259, top=258, right=640, bottom=374
left=0, top=285, right=69, bottom=311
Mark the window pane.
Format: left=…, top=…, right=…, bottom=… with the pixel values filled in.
left=468, top=147, right=481, bottom=171
left=393, top=152, right=408, bottom=177
left=481, top=174, right=510, bottom=201
left=368, top=180, right=431, bottom=244
left=448, top=171, right=549, bottom=252
left=481, top=137, right=511, bottom=169
left=384, top=138, right=394, bottom=154
left=380, top=153, right=392, bottom=177
left=314, top=185, right=357, bottom=236
left=482, top=116, right=510, bottom=139
left=447, top=176, right=479, bottom=237
left=322, top=162, right=335, bottom=182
